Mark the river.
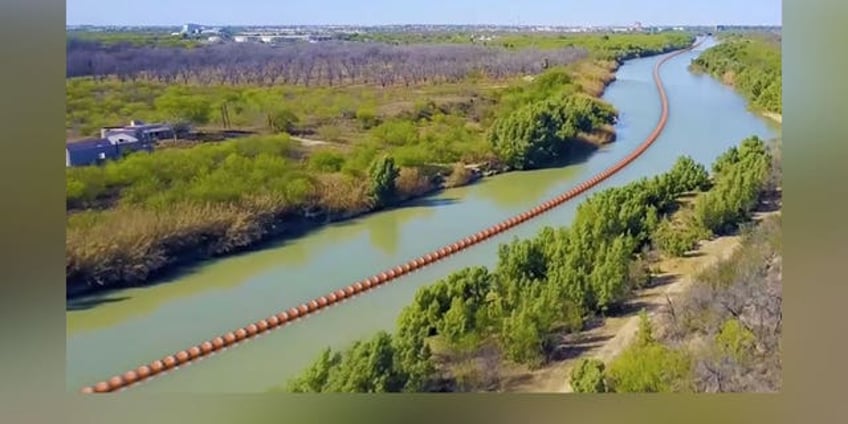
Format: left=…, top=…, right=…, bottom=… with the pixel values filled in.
left=66, top=37, right=779, bottom=392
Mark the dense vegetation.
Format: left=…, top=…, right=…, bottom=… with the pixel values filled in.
left=67, top=40, right=588, bottom=83
left=66, top=33, right=696, bottom=292
left=347, top=31, right=695, bottom=61
left=690, top=35, right=782, bottom=114
left=283, top=136, right=775, bottom=392
left=67, top=31, right=201, bottom=48
left=570, top=213, right=781, bottom=392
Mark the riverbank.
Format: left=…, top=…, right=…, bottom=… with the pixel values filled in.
left=503, top=209, right=780, bottom=392
left=65, top=45, right=663, bottom=299
left=761, top=111, right=782, bottom=124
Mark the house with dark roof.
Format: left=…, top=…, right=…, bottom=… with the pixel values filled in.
left=65, top=120, right=175, bottom=167
left=101, top=120, right=176, bottom=143
left=65, top=136, right=154, bottom=167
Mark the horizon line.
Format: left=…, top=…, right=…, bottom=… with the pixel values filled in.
left=67, top=22, right=782, bottom=28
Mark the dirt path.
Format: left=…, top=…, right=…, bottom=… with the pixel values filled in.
left=290, top=136, right=332, bottom=147
left=500, top=210, right=780, bottom=393
left=502, top=235, right=742, bottom=393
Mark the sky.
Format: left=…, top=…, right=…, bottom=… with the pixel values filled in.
left=66, top=0, right=782, bottom=27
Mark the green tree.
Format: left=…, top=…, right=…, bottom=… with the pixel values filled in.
left=605, top=311, right=692, bottom=392
left=668, top=155, right=710, bottom=192
left=715, top=318, right=756, bottom=362
left=286, top=347, right=342, bottom=392
left=267, top=108, right=299, bottom=134
left=367, top=155, right=400, bottom=207
left=499, top=303, right=544, bottom=367
left=570, top=358, right=608, bottom=393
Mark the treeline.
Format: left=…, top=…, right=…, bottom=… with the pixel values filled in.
left=346, top=32, right=695, bottom=62
left=570, top=214, right=781, bottom=393
left=487, top=69, right=618, bottom=169
left=66, top=33, right=693, bottom=87
left=283, top=136, right=775, bottom=392
left=67, top=40, right=588, bottom=86
left=67, top=31, right=201, bottom=49
left=690, top=35, right=781, bottom=114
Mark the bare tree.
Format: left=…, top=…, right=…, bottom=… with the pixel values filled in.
left=67, top=39, right=589, bottom=88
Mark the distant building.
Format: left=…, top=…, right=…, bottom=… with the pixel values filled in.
left=100, top=120, right=175, bottom=143
left=66, top=136, right=152, bottom=167
left=181, top=23, right=202, bottom=34
left=66, top=120, right=175, bottom=167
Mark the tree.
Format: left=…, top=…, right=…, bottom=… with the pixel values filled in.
left=499, top=303, right=544, bottom=367
left=487, top=94, right=615, bottom=170
left=605, top=311, right=692, bottom=392
left=668, top=155, right=710, bottom=192
left=367, top=155, right=400, bottom=207
left=570, top=358, right=608, bottom=393
left=267, top=108, right=299, bottom=134
left=715, top=318, right=756, bottom=363
left=286, top=347, right=342, bottom=392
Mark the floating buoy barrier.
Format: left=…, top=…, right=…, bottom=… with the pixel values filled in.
left=81, top=40, right=701, bottom=394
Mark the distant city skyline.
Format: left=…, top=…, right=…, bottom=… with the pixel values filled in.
left=66, top=0, right=782, bottom=27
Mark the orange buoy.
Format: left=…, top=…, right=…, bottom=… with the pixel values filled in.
left=163, top=355, right=177, bottom=369
left=379, top=271, right=390, bottom=281
left=288, top=307, right=300, bottom=318
left=234, top=328, right=247, bottom=341
left=94, top=381, right=110, bottom=393
left=212, top=337, right=225, bottom=349
left=108, top=376, right=123, bottom=390
left=308, top=300, right=319, bottom=311
left=335, top=289, right=347, bottom=299
left=136, top=365, right=151, bottom=379
left=394, top=265, right=404, bottom=275
left=223, top=332, right=237, bottom=345
left=201, top=341, right=214, bottom=354
left=246, top=324, right=259, bottom=336
left=403, top=262, right=412, bottom=272
left=387, top=269, right=396, bottom=279
left=327, top=293, right=338, bottom=304
left=150, top=360, right=165, bottom=374
left=317, top=296, right=329, bottom=307
left=81, top=386, right=94, bottom=394
left=353, top=282, right=364, bottom=292
left=267, top=315, right=280, bottom=328
left=424, top=253, right=433, bottom=262
left=122, top=370, right=139, bottom=385
left=344, top=286, right=355, bottom=296
left=188, top=346, right=201, bottom=359
left=257, top=319, right=270, bottom=332
left=298, top=304, right=309, bottom=314
left=175, top=350, right=190, bottom=363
